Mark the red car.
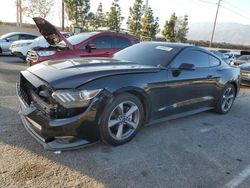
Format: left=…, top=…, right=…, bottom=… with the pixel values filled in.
left=26, top=17, right=139, bottom=66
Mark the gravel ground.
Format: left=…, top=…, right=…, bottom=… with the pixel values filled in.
left=0, top=56, right=250, bottom=188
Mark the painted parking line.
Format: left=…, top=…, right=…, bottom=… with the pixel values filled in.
left=223, top=164, right=250, bottom=188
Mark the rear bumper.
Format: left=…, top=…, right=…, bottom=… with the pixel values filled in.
left=16, top=83, right=100, bottom=150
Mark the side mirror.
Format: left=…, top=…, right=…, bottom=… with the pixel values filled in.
left=178, top=63, right=195, bottom=71
left=5, top=38, right=11, bottom=42
left=85, top=44, right=96, bottom=53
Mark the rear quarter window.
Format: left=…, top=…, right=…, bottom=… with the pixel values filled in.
left=209, top=55, right=221, bottom=67
left=113, top=36, right=131, bottom=49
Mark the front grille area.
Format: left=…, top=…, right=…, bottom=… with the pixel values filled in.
left=19, top=74, right=87, bottom=119
left=19, top=74, right=57, bottom=117
left=26, top=50, right=38, bottom=65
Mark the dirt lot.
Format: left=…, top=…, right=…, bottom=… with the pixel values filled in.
left=0, top=56, right=250, bottom=188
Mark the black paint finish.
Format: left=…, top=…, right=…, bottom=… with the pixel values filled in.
left=17, top=42, right=241, bottom=150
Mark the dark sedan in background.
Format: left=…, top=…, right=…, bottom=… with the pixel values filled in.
left=239, top=63, right=250, bottom=86
left=231, top=55, right=250, bottom=66
left=17, top=42, right=240, bottom=150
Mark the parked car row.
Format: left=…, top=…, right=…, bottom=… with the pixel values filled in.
left=210, top=49, right=250, bottom=86
left=210, top=50, right=240, bottom=64
left=0, top=18, right=139, bottom=66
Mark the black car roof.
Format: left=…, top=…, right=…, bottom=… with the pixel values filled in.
left=141, top=41, right=193, bottom=48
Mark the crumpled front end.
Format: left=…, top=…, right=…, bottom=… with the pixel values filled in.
left=16, top=71, right=103, bottom=150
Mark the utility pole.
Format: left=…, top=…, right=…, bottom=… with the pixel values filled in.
left=19, top=0, right=22, bottom=27
left=16, top=0, right=20, bottom=27
left=16, top=0, right=22, bottom=27
left=62, top=0, right=65, bottom=31
left=209, top=0, right=222, bottom=47
left=145, top=0, right=149, bottom=11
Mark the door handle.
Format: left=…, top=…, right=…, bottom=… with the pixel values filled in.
left=207, top=75, right=214, bottom=79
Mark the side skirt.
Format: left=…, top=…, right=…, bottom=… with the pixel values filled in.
left=145, top=107, right=214, bottom=126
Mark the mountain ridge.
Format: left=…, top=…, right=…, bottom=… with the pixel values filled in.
left=187, top=22, right=250, bottom=45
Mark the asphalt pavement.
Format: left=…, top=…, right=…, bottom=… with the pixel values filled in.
left=0, top=55, right=250, bottom=188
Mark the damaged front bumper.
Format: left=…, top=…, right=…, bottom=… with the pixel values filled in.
left=16, top=83, right=101, bottom=151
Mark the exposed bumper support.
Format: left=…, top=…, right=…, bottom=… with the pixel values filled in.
left=16, top=83, right=99, bottom=151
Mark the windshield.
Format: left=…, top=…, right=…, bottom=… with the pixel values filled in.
left=59, top=32, right=98, bottom=46
left=34, top=36, right=46, bottom=42
left=0, top=33, right=12, bottom=39
left=113, top=43, right=182, bottom=67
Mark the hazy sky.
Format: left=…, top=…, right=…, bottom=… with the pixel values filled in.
left=1, top=0, right=250, bottom=28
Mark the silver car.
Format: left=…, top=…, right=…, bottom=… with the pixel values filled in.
left=0, top=32, right=39, bottom=54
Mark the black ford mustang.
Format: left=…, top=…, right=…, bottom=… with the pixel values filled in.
left=17, top=42, right=240, bottom=150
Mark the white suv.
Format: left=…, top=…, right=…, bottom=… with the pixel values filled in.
left=10, top=32, right=73, bottom=60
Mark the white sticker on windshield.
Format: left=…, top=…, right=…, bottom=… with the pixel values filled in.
left=156, top=46, right=173, bottom=52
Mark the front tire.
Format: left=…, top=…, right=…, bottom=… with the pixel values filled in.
left=214, top=84, right=236, bottom=114
left=100, top=93, right=144, bottom=146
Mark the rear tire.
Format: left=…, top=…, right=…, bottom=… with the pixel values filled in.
left=100, top=93, right=144, bottom=146
left=214, top=84, right=236, bottom=114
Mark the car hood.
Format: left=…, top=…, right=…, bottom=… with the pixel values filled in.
left=33, top=17, right=73, bottom=50
left=26, top=58, right=160, bottom=89
left=240, top=63, right=250, bottom=71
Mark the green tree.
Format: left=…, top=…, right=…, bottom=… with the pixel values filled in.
left=64, top=0, right=90, bottom=29
left=127, top=0, right=143, bottom=37
left=24, top=0, right=54, bottom=18
left=141, top=7, right=159, bottom=41
left=107, top=0, right=124, bottom=32
left=162, top=13, right=177, bottom=42
left=176, top=14, right=189, bottom=42
left=91, top=2, right=107, bottom=29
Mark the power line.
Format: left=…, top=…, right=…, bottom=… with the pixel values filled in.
left=190, top=0, right=216, bottom=12
left=223, top=0, right=250, bottom=15
left=197, top=0, right=217, bottom=5
left=221, top=4, right=250, bottom=21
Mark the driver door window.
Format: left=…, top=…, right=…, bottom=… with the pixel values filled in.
left=171, top=50, right=210, bottom=69
left=7, top=34, right=19, bottom=41
left=89, top=36, right=112, bottom=49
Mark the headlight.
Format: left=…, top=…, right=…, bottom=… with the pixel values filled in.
left=37, top=51, right=56, bottom=56
left=52, top=89, right=102, bottom=108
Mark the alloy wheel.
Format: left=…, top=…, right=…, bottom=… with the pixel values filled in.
left=108, top=101, right=140, bottom=141
left=221, top=87, right=235, bottom=112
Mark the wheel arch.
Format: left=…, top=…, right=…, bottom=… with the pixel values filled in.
left=113, top=87, right=152, bottom=123
left=228, top=81, right=239, bottom=96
